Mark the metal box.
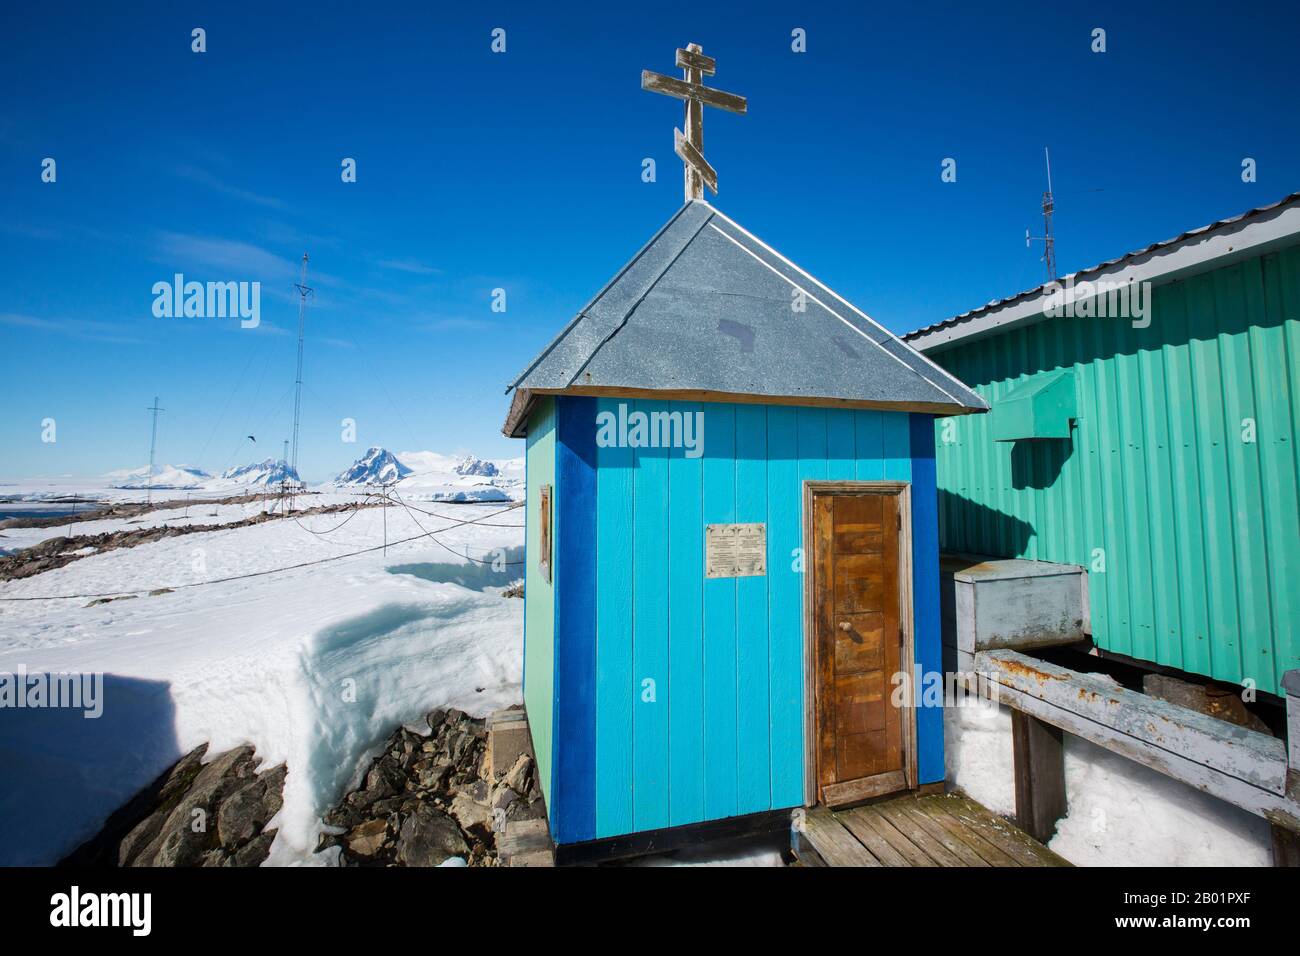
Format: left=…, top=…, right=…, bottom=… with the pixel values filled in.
left=940, top=553, right=1088, bottom=672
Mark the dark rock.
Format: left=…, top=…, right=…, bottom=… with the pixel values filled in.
left=217, top=763, right=285, bottom=847
left=343, top=818, right=389, bottom=859
left=231, top=828, right=278, bottom=867
left=396, top=805, right=468, bottom=867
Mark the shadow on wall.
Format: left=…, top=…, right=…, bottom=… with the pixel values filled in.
left=1009, top=436, right=1073, bottom=491
left=937, top=489, right=1036, bottom=559
left=0, top=673, right=180, bottom=866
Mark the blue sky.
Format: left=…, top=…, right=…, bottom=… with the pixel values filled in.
left=2, top=0, right=1297, bottom=481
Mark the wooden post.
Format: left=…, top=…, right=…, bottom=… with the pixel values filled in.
left=682, top=43, right=703, bottom=201
left=1011, top=710, right=1067, bottom=844
left=1276, top=669, right=1300, bottom=866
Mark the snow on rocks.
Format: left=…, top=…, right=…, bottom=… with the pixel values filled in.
left=0, top=500, right=524, bottom=866
left=64, top=743, right=287, bottom=867
left=215, top=459, right=301, bottom=487
left=334, top=447, right=413, bottom=486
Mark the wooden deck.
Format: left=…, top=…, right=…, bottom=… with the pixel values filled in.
left=794, top=791, right=1071, bottom=867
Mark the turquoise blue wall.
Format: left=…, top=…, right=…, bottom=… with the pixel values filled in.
left=537, top=395, right=944, bottom=845
left=522, top=398, right=556, bottom=809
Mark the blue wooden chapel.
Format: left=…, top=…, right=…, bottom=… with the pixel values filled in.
left=501, top=44, right=986, bottom=855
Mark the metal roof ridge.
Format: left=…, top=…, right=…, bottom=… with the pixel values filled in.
left=905, top=190, right=1300, bottom=343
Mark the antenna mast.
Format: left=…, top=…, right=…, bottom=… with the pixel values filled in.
left=1026, top=147, right=1057, bottom=283
left=290, top=254, right=313, bottom=491
left=145, top=396, right=165, bottom=504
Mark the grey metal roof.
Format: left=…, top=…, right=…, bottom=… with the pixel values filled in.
left=904, top=191, right=1300, bottom=348
left=504, top=200, right=986, bottom=436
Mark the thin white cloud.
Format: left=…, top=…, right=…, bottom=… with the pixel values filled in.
left=377, top=258, right=442, bottom=276
left=155, top=232, right=292, bottom=278
left=169, top=164, right=288, bottom=210
left=0, top=312, right=147, bottom=345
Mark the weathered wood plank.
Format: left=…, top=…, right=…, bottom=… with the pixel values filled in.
left=944, top=794, right=1071, bottom=867
left=978, top=651, right=1300, bottom=833
left=801, top=807, right=882, bottom=867
left=675, top=47, right=716, bottom=75
left=914, top=796, right=1022, bottom=866
left=1271, top=824, right=1300, bottom=867
left=822, top=769, right=906, bottom=807
left=851, top=805, right=938, bottom=866
left=981, top=649, right=1287, bottom=793
left=876, top=800, right=966, bottom=866
left=673, top=127, right=717, bottom=194
left=640, top=70, right=748, bottom=114
left=894, top=800, right=990, bottom=866
left=838, top=808, right=912, bottom=866
left=1012, top=710, right=1067, bottom=843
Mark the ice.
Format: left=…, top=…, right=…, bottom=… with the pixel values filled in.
left=0, top=496, right=524, bottom=866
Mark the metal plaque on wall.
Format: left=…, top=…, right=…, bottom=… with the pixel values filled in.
left=705, top=523, right=767, bottom=578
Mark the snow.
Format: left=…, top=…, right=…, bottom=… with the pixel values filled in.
left=103, top=464, right=212, bottom=490
left=0, top=496, right=525, bottom=866
left=214, top=458, right=301, bottom=487
left=944, top=702, right=1272, bottom=866
left=334, top=447, right=413, bottom=486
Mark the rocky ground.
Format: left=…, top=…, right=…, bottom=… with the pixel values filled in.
left=0, top=498, right=378, bottom=583
left=0, top=492, right=280, bottom=533
left=60, top=706, right=541, bottom=867
left=63, top=743, right=286, bottom=867
left=318, top=706, right=544, bottom=867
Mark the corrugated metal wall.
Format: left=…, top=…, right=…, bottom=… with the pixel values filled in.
left=930, top=243, right=1300, bottom=698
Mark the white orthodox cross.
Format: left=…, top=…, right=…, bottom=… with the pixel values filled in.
left=641, top=43, right=747, bottom=202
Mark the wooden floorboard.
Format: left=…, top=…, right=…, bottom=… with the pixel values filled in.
left=798, top=790, right=1072, bottom=867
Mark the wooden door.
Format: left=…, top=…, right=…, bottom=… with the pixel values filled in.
left=811, top=489, right=907, bottom=806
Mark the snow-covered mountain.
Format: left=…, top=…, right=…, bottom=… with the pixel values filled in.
left=105, top=464, right=211, bottom=490
left=325, top=449, right=524, bottom=500
left=454, top=455, right=499, bottom=478
left=216, top=459, right=301, bottom=487
left=334, top=447, right=414, bottom=486
left=395, top=450, right=524, bottom=502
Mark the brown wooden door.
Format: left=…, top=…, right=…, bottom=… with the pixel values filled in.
left=812, top=490, right=907, bottom=806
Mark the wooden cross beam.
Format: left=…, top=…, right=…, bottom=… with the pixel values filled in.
left=641, top=43, right=747, bottom=201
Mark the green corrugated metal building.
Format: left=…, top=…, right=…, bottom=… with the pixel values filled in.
left=905, top=193, right=1300, bottom=698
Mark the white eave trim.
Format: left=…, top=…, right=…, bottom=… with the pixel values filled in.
left=909, top=200, right=1300, bottom=354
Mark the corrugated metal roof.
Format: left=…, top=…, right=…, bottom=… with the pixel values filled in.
left=904, top=191, right=1300, bottom=345
left=504, top=200, right=987, bottom=436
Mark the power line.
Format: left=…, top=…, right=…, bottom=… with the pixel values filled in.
left=145, top=397, right=165, bottom=504
left=0, top=500, right=524, bottom=601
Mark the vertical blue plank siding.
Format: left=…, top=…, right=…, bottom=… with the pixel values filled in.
left=883, top=410, right=912, bottom=480
left=667, top=402, right=705, bottom=827
left=909, top=413, right=944, bottom=785
left=632, top=400, right=672, bottom=832
left=552, top=397, right=597, bottom=843
left=766, top=407, right=805, bottom=809
left=734, top=405, right=771, bottom=814
left=702, top=403, right=739, bottom=820
left=594, top=399, right=634, bottom=838
left=565, top=396, right=941, bottom=843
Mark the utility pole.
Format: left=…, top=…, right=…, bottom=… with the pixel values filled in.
left=290, top=254, right=313, bottom=511
left=146, top=396, right=165, bottom=504
left=1026, top=147, right=1057, bottom=283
